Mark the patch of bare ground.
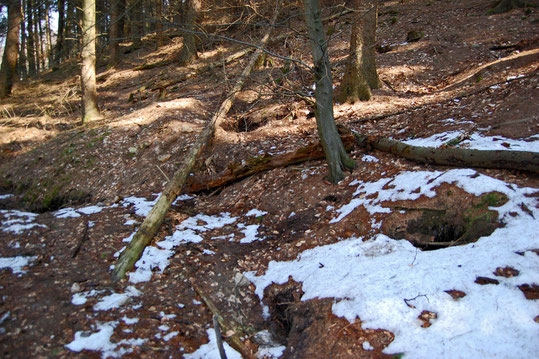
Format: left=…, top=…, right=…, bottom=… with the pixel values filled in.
left=0, top=0, right=538, bottom=358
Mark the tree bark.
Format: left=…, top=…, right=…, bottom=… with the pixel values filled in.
left=53, top=0, right=65, bottom=66
left=112, top=5, right=280, bottom=282
left=178, top=0, right=201, bottom=66
left=0, top=0, right=22, bottom=98
left=26, top=0, right=36, bottom=75
left=80, top=0, right=102, bottom=122
left=18, top=0, right=27, bottom=78
left=336, top=0, right=372, bottom=103
left=304, top=0, right=356, bottom=184
left=354, top=133, right=539, bottom=173
left=108, top=0, right=121, bottom=66
left=362, top=0, right=380, bottom=89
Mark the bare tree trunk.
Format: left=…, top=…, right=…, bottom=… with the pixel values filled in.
left=53, top=0, right=65, bottom=66
left=112, top=5, right=280, bottom=282
left=336, top=0, right=371, bottom=103
left=362, top=0, right=380, bottom=89
left=304, top=0, right=356, bottom=183
left=108, top=0, right=120, bottom=65
left=178, top=0, right=201, bottom=66
left=355, top=133, right=539, bottom=173
left=37, top=3, right=46, bottom=70
left=18, top=0, right=27, bottom=78
left=26, top=0, right=36, bottom=75
left=44, top=0, right=53, bottom=67
left=0, top=0, right=22, bottom=98
left=81, top=0, right=102, bottom=122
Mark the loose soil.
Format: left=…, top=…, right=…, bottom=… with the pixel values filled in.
left=1, top=1, right=538, bottom=358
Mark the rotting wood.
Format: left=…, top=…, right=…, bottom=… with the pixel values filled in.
left=354, top=133, right=539, bottom=173
left=191, top=278, right=257, bottom=359
left=187, top=132, right=356, bottom=193
left=111, top=5, right=281, bottom=282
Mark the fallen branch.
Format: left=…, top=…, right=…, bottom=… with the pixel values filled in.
left=354, top=133, right=539, bottom=173
left=191, top=278, right=256, bottom=359
left=112, top=6, right=281, bottom=282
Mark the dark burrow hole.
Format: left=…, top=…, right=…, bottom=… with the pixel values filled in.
left=223, top=116, right=269, bottom=133
left=263, top=281, right=304, bottom=343
left=382, top=192, right=507, bottom=251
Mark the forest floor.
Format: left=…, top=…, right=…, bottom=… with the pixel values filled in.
left=0, top=0, right=538, bottom=358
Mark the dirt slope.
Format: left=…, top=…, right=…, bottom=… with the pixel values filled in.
left=0, top=1, right=538, bottom=358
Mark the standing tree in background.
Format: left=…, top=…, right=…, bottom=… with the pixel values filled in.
left=0, top=0, right=22, bottom=98
left=108, top=0, right=121, bottom=65
left=80, top=0, right=102, bottom=122
left=337, top=0, right=380, bottom=103
left=304, top=0, right=356, bottom=183
left=53, top=0, right=65, bottom=66
left=178, top=0, right=201, bottom=65
left=362, top=0, right=380, bottom=89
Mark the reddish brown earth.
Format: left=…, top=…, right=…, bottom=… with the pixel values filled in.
left=0, top=1, right=538, bottom=358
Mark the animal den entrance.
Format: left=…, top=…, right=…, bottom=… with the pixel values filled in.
left=381, top=189, right=507, bottom=250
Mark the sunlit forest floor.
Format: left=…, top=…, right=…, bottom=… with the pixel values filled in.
left=0, top=1, right=538, bottom=358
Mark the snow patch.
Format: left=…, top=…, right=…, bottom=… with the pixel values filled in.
left=246, top=169, right=539, bottom=358
left=0, top=255, right=37, bottom=274
left=184, top=329, right=242, bottom=359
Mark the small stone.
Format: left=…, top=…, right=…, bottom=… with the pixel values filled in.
left=158, top=154, right=172, bottom=162
left=474, top=276, right=500, bottom=285
left=70, top=283, right=82, bottom=293
left=234, top=272, right=250, bottom=287
left=128, top=147, right=138, bottom=155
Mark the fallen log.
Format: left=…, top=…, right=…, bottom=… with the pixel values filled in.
left=354, top=133, right=539, bottom=174
left=187, top=132, right=356, bottom=193
left=187, top=130, right=538, bottom=194
left=112, top=7, right=280, bottom=282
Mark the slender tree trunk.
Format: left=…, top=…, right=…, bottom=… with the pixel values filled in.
left=0, top=0, right=22, bottom=98
left=155, top=0, right=163, bottom=47
left=304, top=0, right=356, bottom=183
left=178, top=0, right=201, bottom=66
left=37, top=3, right=46, bottom=70
left=26, top=0, right=36, bottom=75
left=108, top=0, right=120, bottom=65
left=362, top=0, right=380, bottom=89
left=18, top=0, right=27, bottom=78
left=45, top=0, right=53, bottom=67
left=337, top=0, right=371, bottom=103
left=54, top=0, right=65, bottom=66
left=81, top=0, right=102, bottom=122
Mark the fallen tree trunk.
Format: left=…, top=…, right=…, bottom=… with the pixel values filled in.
left=112, top=8, right=280, bottom=282
left=187, top=131, right=538, bottom=194
left=187, top=132, right=356, bottom=193
left=354, top=133, right=539, bottom=173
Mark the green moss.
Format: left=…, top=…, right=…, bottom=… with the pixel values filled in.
left=475, top=192, right=509, bottom=208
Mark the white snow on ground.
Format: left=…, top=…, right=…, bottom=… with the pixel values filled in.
left=361, top=154, right=379, bottom=163
left=0, top=255, right=37, bottom=274
left=246, top=209, right=268, bottom=217
left=0, top=194, right=13, bottom=200
left=93, top=286, right=142, bottom=311
left=183, top=328, right=242, bottom=359
left=0, top=210, right=46, bottom=233
left=245, top=169, right=539, bottom=358
left=54, top=205, right=106, bottom=218
left=128, top=209, right=268, bottom=283
left=403, top=131, right=539, bottom=152
left=66, top=321, right=146, bottom=358
left=122, top=194, right=160, bottom=216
